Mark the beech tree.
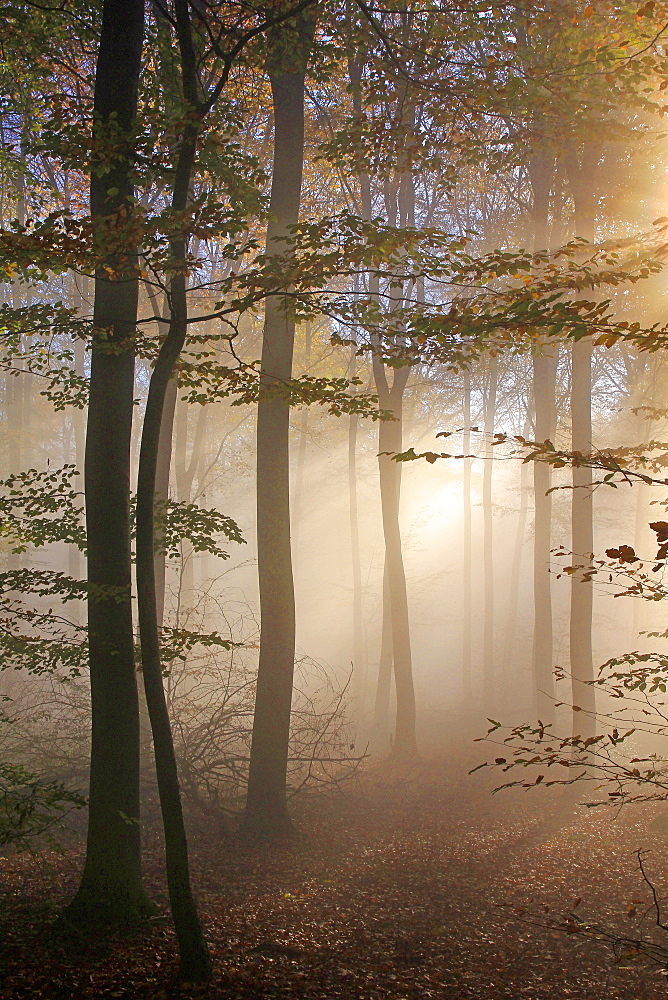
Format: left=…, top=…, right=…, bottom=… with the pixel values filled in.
left=5, top=8, right=668, bottom=988
left=67, top=0, right=149, bottom=927
left=244, top=8, right=318, bottom=838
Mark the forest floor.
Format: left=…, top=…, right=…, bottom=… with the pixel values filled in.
left=2, top=734, right=668, bottom=999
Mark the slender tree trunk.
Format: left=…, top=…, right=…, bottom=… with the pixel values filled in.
left=129, top=0, right=222, bottom=973
left=532, top=350, right=557, bottom=719
left=529, top=150, right=557, bottom=721
left=370, top=159, right=418, bottom=758
left=503, top=412, right=531, bottom=685
left=245, top=14, right=316, bottom=837
left=147, top=290, right=173, bottom=630
left=68, top=0, right=149, bottom=926
left=570, top=338, right=596, bottom=731
left=462, top=370, right=472, bottom=701
left=363, top=166, right=396, bottom=740
left=135, top=273, right=211, bottom=980
left=348, top=348, right=366, bottom=713
left=134, top=1, right=211, bottom=971
left=349, top=50, right=391, bottom=738
left=482, top=356, right=498, bottom=706
left=349, top=48, right=415, bottom=753
left=154, top=377, right=177, bottom=628
left=373, top=557, right=393, bottom=734
left=565, top=143, right=599, bottom=737
left=137, top=362, right=211, bottom=978
left=376, top=384, right=417, bottom=757
left=292, top=321, right=312, bottom=561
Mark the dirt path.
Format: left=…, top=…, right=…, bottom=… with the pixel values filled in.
left=2, top=745, right=668, bottom=998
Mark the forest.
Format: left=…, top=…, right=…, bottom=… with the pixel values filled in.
left=4, top=0, right=668, bottom=996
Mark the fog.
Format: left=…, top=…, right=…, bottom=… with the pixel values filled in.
left=7, top=1, right=668, bottom=992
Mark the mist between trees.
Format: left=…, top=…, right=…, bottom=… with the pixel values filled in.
left=5, top=0, right=668, bottom=988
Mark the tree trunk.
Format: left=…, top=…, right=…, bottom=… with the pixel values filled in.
left=532, top=349, right=557, bottom=720
left=565, top=142, right=599, bottom=737
left=133, top=126, right=211, bottom=1000
left=502, top=412, right=531, bottom=687
left=374, top=373, right=417, bottom=758
left=291, top=321, right=312, bottom=563
left=245, top=14, right=316, bottom=838
left=349, top=51, right=385, bottom=736
left=482, top=356, right=498, bottom=706
left=68, top=0, right=149, bottom=927
left=529, top=150, right=557, bottom=721
left=134, top=0, right=212, bottom=975
left=370, top=166, right=418, bottom=758
left=348, top=348, right=366, bottom=714
left=135, top=271, right=211, bottom=981
left=462, top=370, right=472, bottom=701
left=570, top=337, right=596, bottom=732
left=147, top=289, right=173, bottom=631
left=373, top=557, right=393, bottom=736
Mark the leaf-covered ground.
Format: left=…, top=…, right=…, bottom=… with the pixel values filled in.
left=2, top=742, right=668, bottom=999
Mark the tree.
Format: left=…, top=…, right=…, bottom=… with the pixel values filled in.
left=134, top=0, right=212, bottom=975
left=565, top=143, right=600, bottom=738
left=245, top=7, right=318, bottom=839
left=67, top=0, right=150, bottom=928
left=346, top=16, right=420, bottom=759
left=529, top=149, right=557, bottom=721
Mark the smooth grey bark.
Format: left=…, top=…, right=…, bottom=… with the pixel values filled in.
left=142, top=285, right=172, bottom=629
left=291, top=321, right=312, bottom=562
left=245, top=13, right=316, bottom=838
left=502, top=412, right=531, bottom=683
left=348, top=346, right=366, bottom=711
left=350, top=61, right=395, bottom=740
left=347, top=53, right=410, bottom=751
left=139, top=0, right=306, bottom=963
left=154, top=374, right=176, bottom=629
left=482, top=356, right=498, bottom=705
left=370, top=169, right=418, bottom=758
left=462, top=370, right=472, bottom=701
left=529, top=150, right=557, bottom=720
left=348, top=48, right=416, bottom=755
left=346, top=50, right=373, bottom=723
left=136, top=287, right=211, bottom=982
left=373, top=557, right=393, bottom=734
left=565, top=142, right=599, bottom=737
left=374, top=373, right=417, bottom=757
left=531, top=345, right=557, bottom=720
left=68, top=0, right=149, bottom=927
left=134, top=0, right=211, bottom=976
